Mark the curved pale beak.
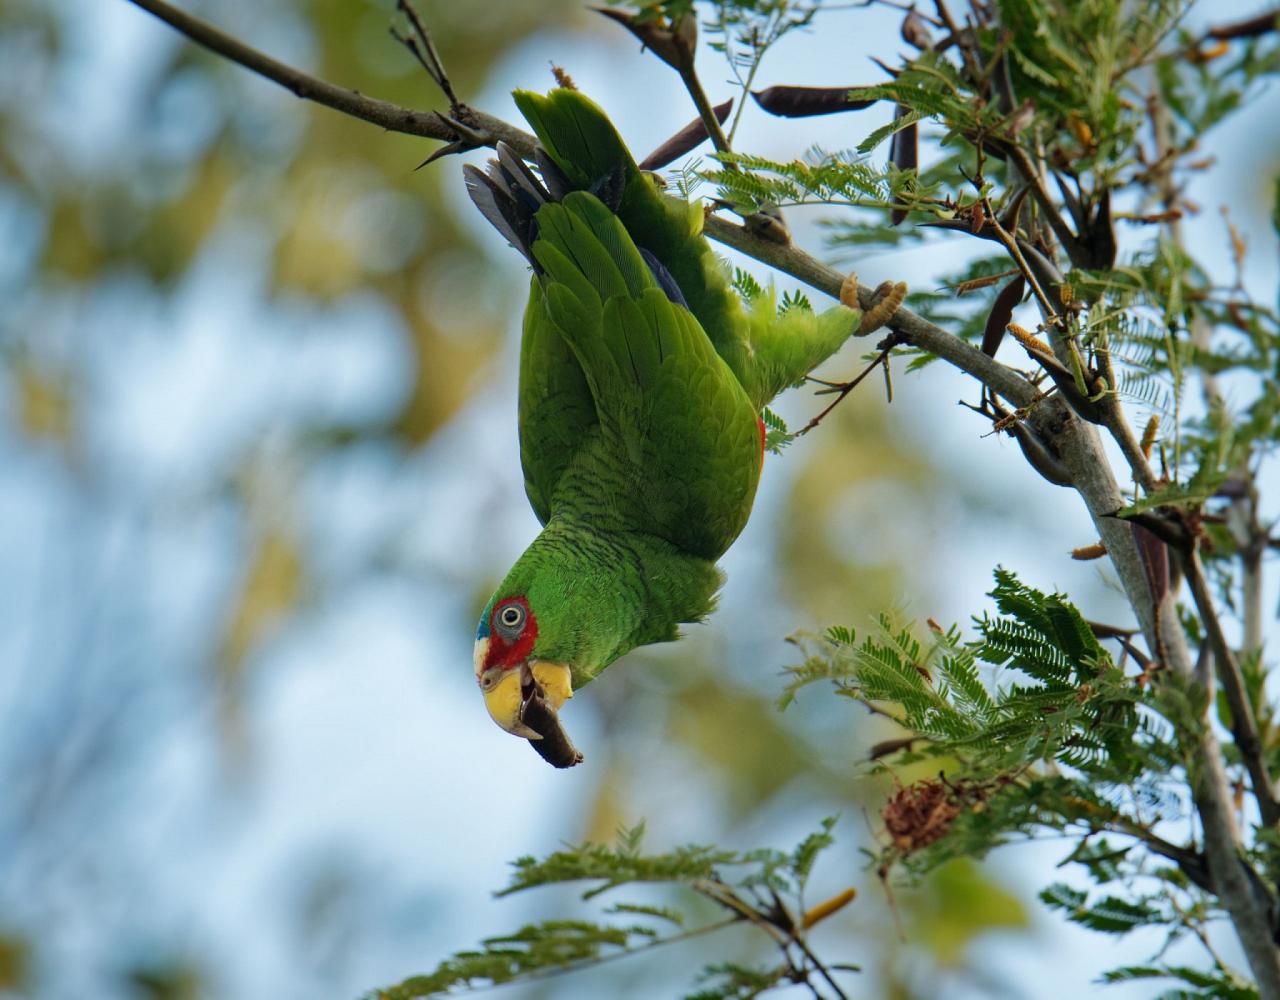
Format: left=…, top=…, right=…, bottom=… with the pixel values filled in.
left=474, top=638, right=573, bottom=741
left=480, top=668, right=540, bottom=739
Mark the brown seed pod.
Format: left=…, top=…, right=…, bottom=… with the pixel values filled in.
left=980, top=275, right=1026, bottom=357
left=637, top=99, right=733, bottom=170
left=859, top=281, right=907, bottom=335
left=751, top=85, right=877, bottom=118
left=889, top=105, right=918, bottom=226
left=522, top=692, right=584, bottom=769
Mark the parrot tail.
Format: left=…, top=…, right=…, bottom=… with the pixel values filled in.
left=512, top=89, right=637, bottom=191
left=465, top=142, right=626, bottom=270
left=465, top=140, right=688, bottom=309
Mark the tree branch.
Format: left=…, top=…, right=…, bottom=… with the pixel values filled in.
left=124, top=0, right=539, bottom=155
left=1183, top=548, right=1280, bottom=828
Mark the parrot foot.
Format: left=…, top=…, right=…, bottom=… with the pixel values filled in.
left=519, top=668, right=584, bottom=769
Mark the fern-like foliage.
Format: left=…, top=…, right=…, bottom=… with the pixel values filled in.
left=787, top=569, right=1144, bottom=782
left=374, top=819, right=850, bottom=998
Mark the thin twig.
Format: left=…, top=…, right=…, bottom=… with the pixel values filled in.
left=394, top=0, right=459, bottom=108
left=800, top=338, right=898, bottom=434
left=678, top=63, right=735, bottom=156
left=124, top=0, right=535, bottom=154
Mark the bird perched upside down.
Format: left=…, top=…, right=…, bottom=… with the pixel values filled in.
left=465, top=89, right=862, bottom=767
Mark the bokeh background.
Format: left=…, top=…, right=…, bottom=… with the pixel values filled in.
left=2, top=1, right=1277, bottom=997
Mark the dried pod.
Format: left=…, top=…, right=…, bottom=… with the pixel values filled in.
left=1207, top=10, right=1280, bottom=40
left=859, top=280, right=907, bottom=334
left=869, top=736, right=920, bottom=760
left=980, top=274, right=1025, bottom=357
left=751, top=85, right=877, bottom=118
left=888, top=105, right=918, bottom=225
left=521, top=692, right=584, bottom=768
left=954, top=269, right=1018, bottom=295
left=901, top=8, right=934, bottom=48
left=638, top=99, right=733, bottom=170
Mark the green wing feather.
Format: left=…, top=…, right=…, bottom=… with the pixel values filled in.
left=517, top=280, right=597, bottom=524
left=533, top=192, right=761, bottom=558
left=513, top=88, right=861, bottom=410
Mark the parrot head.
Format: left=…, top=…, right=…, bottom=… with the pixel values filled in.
left=474, top=592, right=583, bottom=767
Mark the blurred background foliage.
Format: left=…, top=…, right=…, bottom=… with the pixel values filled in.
left=2, top=1, right=1273, bottom=998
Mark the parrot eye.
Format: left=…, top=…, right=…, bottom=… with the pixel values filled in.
left=496, top=603, right=526, bottom=634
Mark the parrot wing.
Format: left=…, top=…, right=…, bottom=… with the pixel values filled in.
left=513, top=89, right=748, bottom=370
left=533, top=191, right=762, bottom=559
left=512, top=88, right=862, bottom=411
left=516, top=280, right=599, bottom=524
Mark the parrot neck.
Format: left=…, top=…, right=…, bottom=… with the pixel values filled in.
left=513, top=515, right=724, bottom=687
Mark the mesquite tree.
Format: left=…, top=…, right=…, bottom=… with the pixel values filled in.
left=127, top=0, right=1280, bottom=996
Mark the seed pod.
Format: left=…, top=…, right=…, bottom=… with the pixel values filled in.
left=889, top=105, right=918, bottom=225
left=637, top=99, right=733, bottom=170
left=522, top=693, right=584, bottom=769
left=751, top=85, right=877, bottom=118
left=1207, top=10, right=1280, bottom=40
left=859, top=281, right=907, bottom=334
left=980, top=274, right=1025, bottom=357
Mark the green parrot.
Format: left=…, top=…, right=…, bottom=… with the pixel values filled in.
left=465, top=88, right=862, bottom=767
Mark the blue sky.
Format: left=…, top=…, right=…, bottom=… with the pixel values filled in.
left=2, top=1, right=1278, bottom=997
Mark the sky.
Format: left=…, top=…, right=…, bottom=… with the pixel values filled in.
left=2, top=1, right=1278, bottom=998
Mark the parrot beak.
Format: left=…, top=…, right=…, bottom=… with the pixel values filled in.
left=475, top=636, right=539, bottom=738
left=479, top=667, right=541, bottom=739
left=474, top=642, right=583, bottom=767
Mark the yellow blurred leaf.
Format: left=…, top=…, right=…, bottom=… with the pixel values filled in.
left=13, top=362, right=74, bottom=444
left=902, top=858, right=1029, bottom=966
left=272, top=164, right=369, bottom=299
left=220, top=529, right=303, bottom=674
left=0, top=934, right=30, bottom=992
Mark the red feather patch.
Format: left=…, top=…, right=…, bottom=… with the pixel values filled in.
left=484, top=596, right=538, bottom=671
